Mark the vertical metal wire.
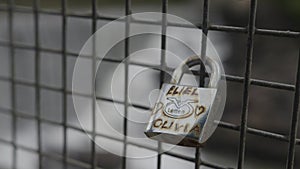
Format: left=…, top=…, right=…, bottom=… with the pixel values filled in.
left=8, top=0, right=17, bottom=168
left=200, top=0, right=209, bottom=64
left=195, top=0, right=210, bottom=168
left=157, top=0, right=168, bottom=169
left=33, top=0, right=42, bottom=168
left=91, top=0, right=97, bottom=168
left=122, top=0, right=131, bottom=168
left=61, top=0, right=68, bottom=168
left=286, top=49, right=300, bottom=169
left=0, top=0, right=299, bottom=168
left=237, top=0, right=257, bottom=168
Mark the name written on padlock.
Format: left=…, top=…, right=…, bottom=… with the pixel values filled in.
left=146, top=83, right=216, bottom=139
left=151, top=116, right=201, bottom=136
left=166, top=85, right=199, bottom=96
left=152, top=85, right=206, bottom=119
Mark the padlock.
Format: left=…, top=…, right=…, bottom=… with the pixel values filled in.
left=144, top=56, right=221, bottom=147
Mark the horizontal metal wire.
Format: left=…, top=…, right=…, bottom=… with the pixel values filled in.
left=0, top=41, right=297, bottom=168
left=0, top=73, right=298, bottom=169
left=1, top=1, right=300, bottom=169
left=0, top=92, right=299, bottom=148
left=0, top=40, right=296, bottom=92
left=0, top=118, right=229, bottom=169
left=0, top=104, right=298, bottom=169
left=0, top=5, right=299, bottom=38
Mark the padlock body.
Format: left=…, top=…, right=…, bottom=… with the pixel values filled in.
left=145, top=83, right=217, bottom=147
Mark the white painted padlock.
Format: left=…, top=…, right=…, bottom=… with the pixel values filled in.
left=144, top=56, right=221, bottom=147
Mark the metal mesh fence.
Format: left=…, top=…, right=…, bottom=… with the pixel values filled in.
left=0, top=0, right=299, bottom=169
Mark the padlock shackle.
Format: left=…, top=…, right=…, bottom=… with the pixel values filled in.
left=170, top=56, right=221, bottom=88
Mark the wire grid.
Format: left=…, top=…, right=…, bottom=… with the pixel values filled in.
left=0, top=0, right=299, bottom=169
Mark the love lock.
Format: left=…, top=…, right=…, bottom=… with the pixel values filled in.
left=144, top=55, right=221, bottom=147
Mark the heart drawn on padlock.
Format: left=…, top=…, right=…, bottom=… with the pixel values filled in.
left=145, top=55, right=221, bottom=147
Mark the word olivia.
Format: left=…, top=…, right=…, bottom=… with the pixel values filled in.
left=152, top=118, right=201, bottom=136
left=166, top=85, right=198, bottom=96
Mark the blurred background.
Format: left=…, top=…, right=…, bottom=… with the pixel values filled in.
left=0, top=0, right=299, bottom=169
